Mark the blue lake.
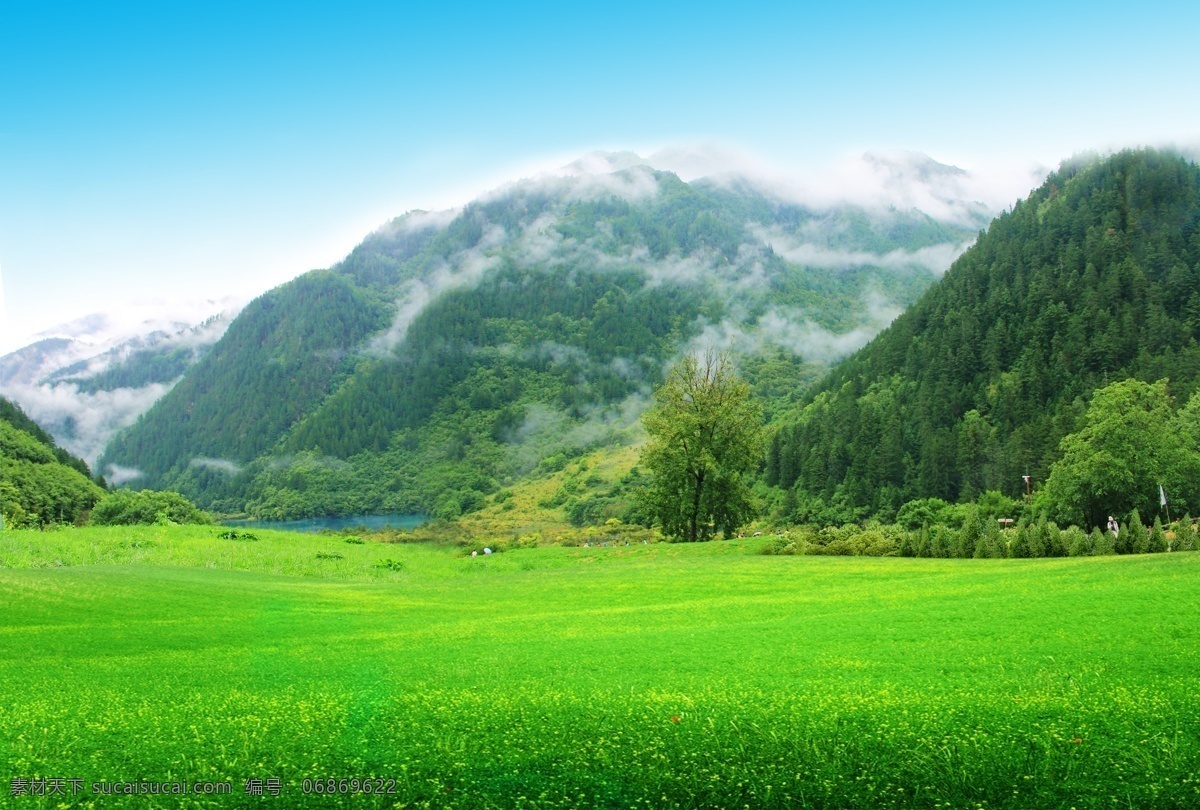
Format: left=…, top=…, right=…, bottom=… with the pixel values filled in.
left=220, top=513, right=428, bottom=534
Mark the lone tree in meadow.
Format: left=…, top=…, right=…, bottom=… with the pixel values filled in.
left=640, top=350, right=764, bottom=542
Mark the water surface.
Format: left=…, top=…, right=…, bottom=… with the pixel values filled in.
left=221, top=513, right=428, bottom=533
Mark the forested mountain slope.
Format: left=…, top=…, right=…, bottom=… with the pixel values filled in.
left=766, top=149, right=1200, bottom=523
left=98, top=158, right=989, bottom=519
left=1, top=397, right=104, bottom=526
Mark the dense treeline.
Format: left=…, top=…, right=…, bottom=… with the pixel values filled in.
left=66, top=345, right=197, bottom=394
left=286, top=265, right=704, bottom=456
left=767, top=149, right=1200, bottom=526
left=2, top=396, right=214, bottom=528
left=758, top=510, right=1195, bottom=559
left=1, top=421, right=105, bottom=527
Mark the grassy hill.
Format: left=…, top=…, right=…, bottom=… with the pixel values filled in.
left=3, top=525, right=1199, bottom=807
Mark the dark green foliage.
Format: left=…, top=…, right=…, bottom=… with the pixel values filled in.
left=91, top=489, right=211, bottom=526
left=975, top=521, right=1006, bottom=558
left=217, top=530, right=258, bottom=541
left=1045, top=521, right=1069, bottom=557
left=64, top=345, right=197, bottom=394
left=1148, top=516, right=1169, bottom=553
left=1175, top=516, right=1196, bottom=551
left=1114, top=523, right=1132, bottom=555
left=928, top=525, right=954, bottom=558
left=914, top=525, right=931, bottom=557
left=0, top=396, right=93, bottom=479
left=0, top=412, right=104, bottom=527
left=1129, top=509, right=1149, bottom=554
left=101, top=270, right=391, bottom=484
left=1066, top=526, right=1091, bottom=556
left=770, top=150, right=1200, bottom=519
left=954, top=506, right=983, bottom=558
left=1009, top=521, right=1033, bottom=558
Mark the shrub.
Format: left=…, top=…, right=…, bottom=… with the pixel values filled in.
left=218, top=530, right=258, bottom=541
left=1093, top=527, right=1117, bottom=555
left=1064, top=526, right=1090, bottom=557
left=1148, top=517, right=1168, bottom=553
left=1174, top=516, right=1196, bottom=551
left=758, top=534, right=806, bottom=556
left=91, top=489, right=211, bottom=526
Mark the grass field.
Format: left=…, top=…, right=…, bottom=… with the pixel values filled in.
left=2, top=526, right=1200, bottom=808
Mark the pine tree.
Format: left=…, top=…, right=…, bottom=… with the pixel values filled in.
left=1148, top=516, right=1168, bottom=553
left=915, top=525, right=931, bottom=558
left=956, top=506, right=983, bottom=558
left=1010, top=521, right=1032, bottom=558
left=1093, top=527, right=1117, bottom=555
left=1066, top=526, right=1090, bottom=556
left=1129, top=509, right=1149, bottom=554
left=1114, top=522, right=1132, bottom=555
left=1044, top=520, right=1068, bottom=557
left=1175, top=515, right=1196, bottom=551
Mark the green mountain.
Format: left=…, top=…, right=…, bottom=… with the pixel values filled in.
left=766, top=148, right=1200, bottom=524
left=99, top=159, right=987, bottom=519
left=1, top=397, right=105, bottom=527
left=0, top=310, right=233, bottom=468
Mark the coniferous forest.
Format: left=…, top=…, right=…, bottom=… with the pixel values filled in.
left=766, top=149, right=1200, bottom=525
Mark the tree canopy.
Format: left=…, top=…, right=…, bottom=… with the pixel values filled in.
left=1040, top=379, right=1200, bottom=527
left=640, top=351, right=764, bottom=541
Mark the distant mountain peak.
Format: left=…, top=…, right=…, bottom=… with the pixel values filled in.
left=559, top=150, right=652, bottom=176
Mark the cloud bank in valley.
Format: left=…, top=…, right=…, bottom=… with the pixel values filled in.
left=0, top=303, right=238, bottom=468
left=6, top=379, right=177, bottom=468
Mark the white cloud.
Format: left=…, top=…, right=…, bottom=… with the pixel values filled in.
left=189, top=457, right=243, bottom=475
left=104, top=464, right=144, bottom=486
left=684, top=292, right=903, bottom=365
left=4, top=379, right=178, bottom=467
left=368, top=224, right=506, bottom=354
left=754, top=225, right=975, bottom=275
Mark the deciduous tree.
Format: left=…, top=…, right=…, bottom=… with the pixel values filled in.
left=640, top=351, right=764, bottom=542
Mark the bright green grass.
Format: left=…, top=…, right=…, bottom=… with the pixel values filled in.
left=2, top=527, right=1200, bottom=808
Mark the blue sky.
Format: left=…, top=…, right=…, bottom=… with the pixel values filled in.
left=2, top=0, right=1198, bottom=351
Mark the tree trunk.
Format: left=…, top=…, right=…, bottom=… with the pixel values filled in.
left=689, top=470, right=704, bottom=542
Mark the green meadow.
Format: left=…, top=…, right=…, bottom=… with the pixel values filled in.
left=2, top=527, right=1200, bottom=808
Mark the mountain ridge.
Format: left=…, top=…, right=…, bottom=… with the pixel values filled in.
left=95, top=156, right=994, bottom=518
left=766, top=147, right=1200, bottom=523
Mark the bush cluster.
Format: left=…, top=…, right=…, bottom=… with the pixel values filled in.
left=91, top=489, right=212, bottom=526
left=760, top=511, right=1195, bottom=559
